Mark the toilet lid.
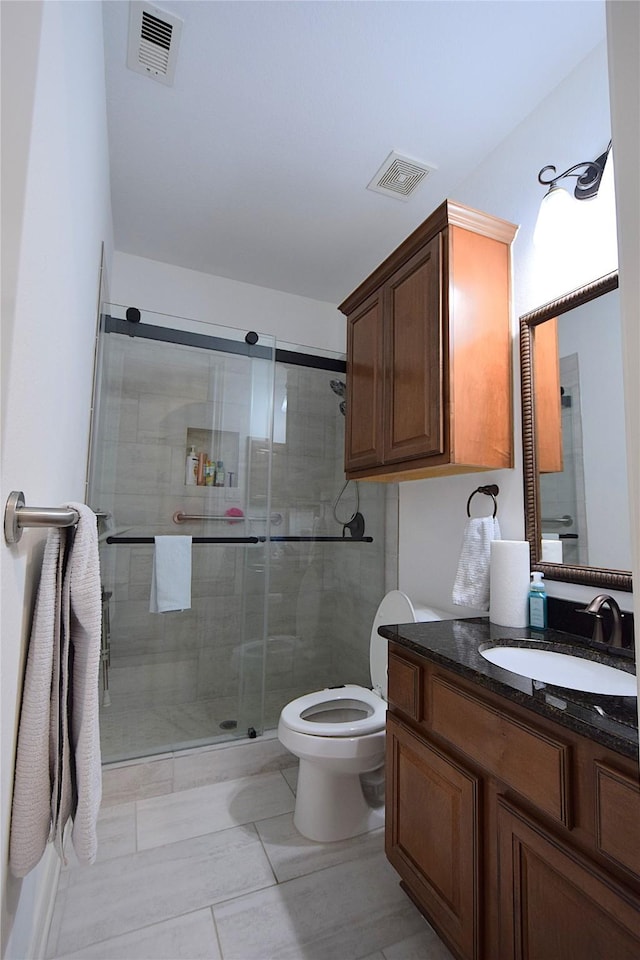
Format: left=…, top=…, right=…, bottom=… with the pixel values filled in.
left=370, top=590, right=418, bottom=700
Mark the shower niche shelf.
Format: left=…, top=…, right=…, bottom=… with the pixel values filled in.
left=186, top=427, right=239, bottom=488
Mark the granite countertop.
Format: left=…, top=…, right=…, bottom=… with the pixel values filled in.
left=379, top=617, right=639, bottom=760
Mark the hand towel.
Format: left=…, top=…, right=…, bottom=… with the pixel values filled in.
left=150, top=536, right=192, bottom=613
left=10, top=530, right=66, bottom=877
left=542, top=538, right=563, bottom=563
left=452, top=517, right=501, bottom=610
left=64, top=503, right=103, bottom=865
left=10, top=502, right=102, bottom=875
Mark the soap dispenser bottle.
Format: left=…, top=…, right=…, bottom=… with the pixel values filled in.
left=529, top=572, right=547, bottom=629
left=185, top=445, right=198, bottom=485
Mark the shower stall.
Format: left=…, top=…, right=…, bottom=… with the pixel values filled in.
left=88, top=304, right=391, bottom=763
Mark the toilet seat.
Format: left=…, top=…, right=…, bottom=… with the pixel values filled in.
left=280, top=684, right=386, bottom=737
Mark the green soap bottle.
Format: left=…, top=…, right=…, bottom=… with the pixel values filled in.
left=528, top=571, right=547, bottom=629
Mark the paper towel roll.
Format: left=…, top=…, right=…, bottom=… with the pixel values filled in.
left=489, top=540, right=530, bottom=627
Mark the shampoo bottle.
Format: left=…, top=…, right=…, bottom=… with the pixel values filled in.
left=529, top=572, right=547, bottom=629
left=185, top=446, right=198, bottom=485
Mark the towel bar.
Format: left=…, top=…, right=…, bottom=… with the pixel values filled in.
left=466, top=484, right=499, bottom=518
left=173, top=510, right=283, bottom=525
left=4, top=491, right=80, bottom=545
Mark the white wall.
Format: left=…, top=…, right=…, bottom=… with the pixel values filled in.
left=398, top=43, right=632, bottom=612
left=110, top=252, right=344, bottom=354
left=606, top=0, right=640, bottom=717
left=0, top=2, right=113, bottom=956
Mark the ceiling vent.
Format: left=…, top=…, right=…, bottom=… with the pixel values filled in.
left=127, top=2, right=183, bottom=86
left=367, top=151, right=436, bottom=201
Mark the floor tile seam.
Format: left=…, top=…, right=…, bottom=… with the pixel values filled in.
left=134, top=796, right=139, bottom=852
left=208, top=876, right=283, bottom=922
left=51, top=904, right=220, bottom=960
left=66, top=820, right=264, bottom=879
left=134, top=820, right=268, bottom=862
left=214, top=830, right=389, bottom=903
left=208, top=904, right=225, bottom=960
left=136, top=768, right=293, bottom=807
left=251, top=818, right=282, bottom=888
left=278, top=767, right=297, bottom=798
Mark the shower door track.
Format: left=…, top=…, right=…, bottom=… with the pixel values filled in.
left=105, top=535, right=373, bottom=545
left=104, top=315, right=346, bottom=373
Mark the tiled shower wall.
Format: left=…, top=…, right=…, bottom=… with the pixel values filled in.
left=92, top=329, right=393, bottom=762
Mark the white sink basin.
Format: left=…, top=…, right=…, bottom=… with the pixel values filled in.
left=480, top=645, right=637, bottom=697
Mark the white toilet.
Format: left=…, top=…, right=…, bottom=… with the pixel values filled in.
left=277, top=590, right=449, bottom=842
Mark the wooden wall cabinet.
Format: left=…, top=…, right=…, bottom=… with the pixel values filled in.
left=533, top=316, right=563, bottom=473
left=385, top=643, right=640, bottom=960
left=339, top=200, right=518, bottom=481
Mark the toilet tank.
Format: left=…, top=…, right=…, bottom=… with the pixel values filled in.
left=370, top=590, right=452, bottom=700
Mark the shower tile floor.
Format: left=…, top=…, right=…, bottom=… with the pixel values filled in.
left=99, top=690, right=303, bottom=762
left=46, top=765, right=454, bottom=960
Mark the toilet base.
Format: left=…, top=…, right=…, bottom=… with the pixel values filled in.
left=293, top=758, right=385, bottom=842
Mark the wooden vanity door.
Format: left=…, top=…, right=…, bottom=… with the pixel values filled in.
left=497, top=799, right=640, bottom=960
left=386, top=714, right=480, bottom=960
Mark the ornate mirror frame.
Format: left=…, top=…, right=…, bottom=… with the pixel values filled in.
left=520, top=270, right=632, bottom=592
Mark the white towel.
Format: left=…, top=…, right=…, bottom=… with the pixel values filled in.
left=150, top=536, right=192, bottom=613
left=64, top=503, right=103, bottom=865
left=452, top=517, right=501, bottom=610
left=10, top=531, right=65, bottom=877
left=542, top=538, right=563, bottom=563
left=10, top=503, right=102, bottom=876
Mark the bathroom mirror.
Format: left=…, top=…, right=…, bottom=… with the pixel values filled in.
left=520, top=270, right=632, bottom=591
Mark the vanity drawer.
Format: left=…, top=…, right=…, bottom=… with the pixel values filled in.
left=594, top=762, right=640, bottom=877
left=428, top=673, right=571, bottom=825
left=387, top=651, right=421, bottom=720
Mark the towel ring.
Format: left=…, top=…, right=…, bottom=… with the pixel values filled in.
left=466, top=484, right=499, bottom=519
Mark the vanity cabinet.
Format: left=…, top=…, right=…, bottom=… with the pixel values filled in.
left=385, top=643, right=640, bottom=960
left=339, top=200, right=518, bottom=481
left=386, top=714, right=480, bottom=960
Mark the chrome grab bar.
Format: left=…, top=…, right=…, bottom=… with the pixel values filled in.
left=173, top=510, right=283, bottom=525
left=541, top=514, right=573, bottom=526
left=4, top=490, right=81, bottom=544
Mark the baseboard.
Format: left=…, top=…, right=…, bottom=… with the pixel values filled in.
left=27, top=844, right=60, bottom=960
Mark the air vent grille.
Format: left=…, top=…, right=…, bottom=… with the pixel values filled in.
left=367, top=151, right=436, bottom=201
left=127, top=2, right=183, bottom=86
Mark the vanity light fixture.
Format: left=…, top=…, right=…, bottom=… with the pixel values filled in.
left=533, top=141, right=612, bottom=247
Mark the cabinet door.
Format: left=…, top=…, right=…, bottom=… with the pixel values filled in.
left=497, top=799, right=640, bottom=960
left=345, top=290, right=384, bottom=471
left=386, top=714, right=480, bottom=960
left=383, top=235, right=443, bottom=464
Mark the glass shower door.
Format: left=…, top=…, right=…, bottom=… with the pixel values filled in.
left=88, top=304, right=274, bottom=762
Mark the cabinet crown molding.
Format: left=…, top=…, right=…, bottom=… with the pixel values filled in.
left=338, top=199, right=518, bottom=316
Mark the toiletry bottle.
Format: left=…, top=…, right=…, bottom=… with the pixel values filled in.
left=185, top=445, right=198, bottom=485
left=196, top=453, right=206, bottom=486
left=215, top=460, right=225, bottom=486
left=529, top=571, right=547, bottom=629
left=205, top=459, right=215, bottom=486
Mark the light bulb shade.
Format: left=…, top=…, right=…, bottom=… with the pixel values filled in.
left=533, top=184, right=574, bottom=248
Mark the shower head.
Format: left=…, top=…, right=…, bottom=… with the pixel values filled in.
left=330, top=379, right=346, bottom=398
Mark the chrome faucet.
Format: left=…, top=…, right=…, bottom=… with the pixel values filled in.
left=578, top=594, right=624, bottom=648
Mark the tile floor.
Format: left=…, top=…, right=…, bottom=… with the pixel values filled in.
left=46, top=762, right=454, bottom=960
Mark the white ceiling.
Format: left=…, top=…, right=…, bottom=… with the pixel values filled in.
left=103, top=0, right=606, bottom=304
